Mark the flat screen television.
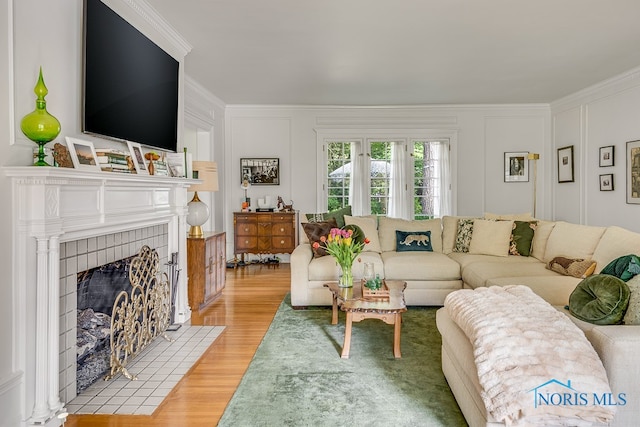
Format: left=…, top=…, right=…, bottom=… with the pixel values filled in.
left=82, top=0, right=179, bottom=152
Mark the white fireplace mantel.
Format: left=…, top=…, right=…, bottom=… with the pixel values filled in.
left=4, top=166, right=198, bottom=426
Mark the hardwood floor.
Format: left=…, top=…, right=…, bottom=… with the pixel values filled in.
left=66, top=263, right=291, bottom=427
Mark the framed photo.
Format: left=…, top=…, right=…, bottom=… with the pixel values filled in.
left=557, top=145, right=575, bottom=183
left=240, top=158, right=280, bottom=185
left=599, top=174, right=614, bottom=191
left=65, top=137, right=101, bottom=171
left=627, top=140, right=640, bottom=204
left=126, top=141, right=148, bottom=175
left=599, top=145, right=614, bottom=167
left=504, top=152, right=529, bottom=182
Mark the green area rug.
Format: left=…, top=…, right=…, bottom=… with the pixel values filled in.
left=218, top=295, right=466, bottom=426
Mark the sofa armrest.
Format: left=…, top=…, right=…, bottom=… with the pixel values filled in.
left=586, top=326, right=640, bottom=425
left=290, top=244, right=313, bottom=307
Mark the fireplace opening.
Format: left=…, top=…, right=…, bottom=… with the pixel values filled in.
left=76, top=256, right=134, bottom=394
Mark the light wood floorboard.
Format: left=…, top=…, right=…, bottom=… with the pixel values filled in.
left=65, top=263, right=291, bottom=427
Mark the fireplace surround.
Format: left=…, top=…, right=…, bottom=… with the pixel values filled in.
left=5, top=167, right=195, bottom=426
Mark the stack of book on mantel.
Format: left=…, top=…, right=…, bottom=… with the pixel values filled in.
left=95, top=149, right=133, bottom=173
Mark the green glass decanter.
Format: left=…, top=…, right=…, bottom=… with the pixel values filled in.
left=20, top=67, right=61, bottom=166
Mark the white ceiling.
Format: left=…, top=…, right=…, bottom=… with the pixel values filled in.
left=146, top=0, right=640, bottom=106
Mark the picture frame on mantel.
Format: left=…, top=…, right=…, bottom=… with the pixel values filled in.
left=65, top=137, right=101, bottom=171
left=599, top=145, right=615, bottom=167
left=504, top=151, right=529, bottom=182
left=127, top=141, right=149, bottom=175
left=240, top=158, right=280, bottom=185
left=557, top=145, right=575, bottom=183
left=627, top=140, right=640, bottom=204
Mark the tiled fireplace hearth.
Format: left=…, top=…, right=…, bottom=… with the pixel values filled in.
left=5, top=167, right=196, bottom=427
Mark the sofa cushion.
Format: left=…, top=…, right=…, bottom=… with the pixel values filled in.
left=530, top=220, right=556, bottom=261
left=454, top=218, right=475, bottom=253
left=462, top=261, right=558, bottom=288
left=344, top=215, right=381, bottom=253
left=592, top=226, right=640, bottom=273
left=544, top=222, right=606, bottom=263
left=382, top=252, right=460, bottom=281
left=302, top=219, right=338, bottom=258
left=600, top=254, right=640, bottom=282
left=395, top=230, right=433, bottom=252
left=509, top=220, right=537, bottom=256
left=623, top=275, right=640, bottom=325
left=568, top=274, right=630, bottom=325
left=487, top=276, right=581, bottom=306
left=305, top=205, right=351, bottom=228
left=468, top=219, right=513, bottom=257
left=448, top=252, right=539, bottom=269
left=547, top=256, right=597, bottom=278
left=378, top=216, right=442, bottom=252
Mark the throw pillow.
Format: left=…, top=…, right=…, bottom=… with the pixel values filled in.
left=568, top=274, right=630, bottom=325
left=547, top=256, right=597, bottom=279
left=453, top=218, right=475, bottom=253
left=344, top=215, right=381, bottom=253
left=600, top=254, right=640, bottom=282
left=395, top=230, right=433, bottom=252
left=624, top=275, right=640, bottom=325
left=468, top=219, right=513, bottom=257
left=342, top=224, right=365, bottom=245
left=302, top=218, right=338, bottom=258
left=305, top=205, right=352, bottom=228
left=509, top=220, right=537, bottom=256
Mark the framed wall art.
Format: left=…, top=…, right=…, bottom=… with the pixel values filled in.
left=504, top=151, right=529, bottom=182
left=65, top=137, right=101, bottom=171
left=127, top=141, right=148, bottom=175
left=627, top=140, right=640, bottom=204
left=599, top=174, right=614, bottom=191
left=599, top=145, right=614, bottom=167
left=240, top=158, right=280, bottom=185
left=557, top=145, right=574, bottom=183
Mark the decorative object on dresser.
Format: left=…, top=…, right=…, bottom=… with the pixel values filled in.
left=187, top=232, right=226, bottom=311
left=187, top=161, right=219, bottom=238
left=20, top=67, right=61, bottom=166
left=233, top=211, right=297, bottom=265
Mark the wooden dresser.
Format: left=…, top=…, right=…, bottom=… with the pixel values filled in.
left=187, top=231, right=226, bottom=311
left=233, top=211, right=297, bottom=258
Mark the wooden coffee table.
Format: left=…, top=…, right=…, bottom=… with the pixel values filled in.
left=324, top=280, right=407, bottom=359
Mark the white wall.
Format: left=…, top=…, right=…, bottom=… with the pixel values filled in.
left=551, top=66, right=640, bottom=232
left=224, top=105, right=550, bottom=258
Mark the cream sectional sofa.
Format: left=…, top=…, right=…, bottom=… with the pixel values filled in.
left=290, top=214, right=640, bottom=427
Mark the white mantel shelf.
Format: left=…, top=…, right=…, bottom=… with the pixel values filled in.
left=5, top=166, right=198, bottom=426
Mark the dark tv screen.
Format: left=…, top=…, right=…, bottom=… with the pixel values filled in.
left=83, top=0, right=179, bottom=152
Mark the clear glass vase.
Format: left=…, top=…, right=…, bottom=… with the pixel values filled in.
left=338, top=263, right=353, bottom=288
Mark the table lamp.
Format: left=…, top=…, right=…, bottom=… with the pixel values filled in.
left=187, top=161, right=219, bottom=238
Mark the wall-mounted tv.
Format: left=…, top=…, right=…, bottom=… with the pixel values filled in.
left=83, top=0, right=179, bottom=152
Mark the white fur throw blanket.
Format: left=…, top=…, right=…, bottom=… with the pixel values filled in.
left=444, top=285, right=615, bottom=426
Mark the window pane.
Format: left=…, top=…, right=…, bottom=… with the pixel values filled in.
left=326, top=142, right=352, bottom=211
left=370, top=141, right=392, bottom=216
left=413, top=141, right=436, bottom=219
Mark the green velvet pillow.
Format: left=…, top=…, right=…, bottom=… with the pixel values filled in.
left=395, top=230, right=433, bottom=252
left=508, top=220, right=537, bottom=256
left=600, top=254, right=640, bottom=282
left=306, top=205, right=352, bottom=228
left=568, top=274, right=630, bottom=325
left=342, top=224, right=365, bottom=245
